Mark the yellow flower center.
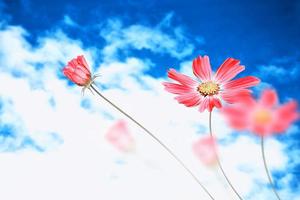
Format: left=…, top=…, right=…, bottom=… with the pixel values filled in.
left=253, top=109, right=272, bottom=125
left=197, top=82, right=220, bottom=96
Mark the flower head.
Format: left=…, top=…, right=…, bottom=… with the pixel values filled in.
left=163, top=55, right=260, bottom=112
left=63, top=55, right=92, bottom=86
left=221, top=89, right=299, bottom=136
left=105, top=120, right=135, bottom=152
left=193, top=136, right=218, bottom=167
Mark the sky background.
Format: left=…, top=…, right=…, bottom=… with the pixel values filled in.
left=0, top=0, right=299, bottom=199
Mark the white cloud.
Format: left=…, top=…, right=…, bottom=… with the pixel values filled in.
left=100, top=13, right=198, bottom=60
left=63, top=15, right=78, bottom=27
left=0, top=16, right=299, bottom=200
left=256, top=64, right=299, bottom=83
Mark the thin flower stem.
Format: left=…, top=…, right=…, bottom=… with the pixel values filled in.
left=90, top=84, right=215, bottom=200
left=261, top=136, right=282, bottom=200
left=209, top=111, right=243, bottom=200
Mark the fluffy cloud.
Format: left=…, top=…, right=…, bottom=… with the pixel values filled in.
left=0, top=15, right=299, bottom=200
left=257, top=64, right=299, bottom=82
left=100, top=13, right=199, bottom=60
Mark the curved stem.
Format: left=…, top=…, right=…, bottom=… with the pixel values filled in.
left=261, top=136, right=282, bottom=200
left=209, top=111, right=243, bottom=200
left=90, top=84, right=215, bottom=200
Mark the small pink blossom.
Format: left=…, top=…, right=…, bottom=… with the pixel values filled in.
left=163, top=55, right=260, bottom=112
left=105, top=120, right=135, bottom=152
left=193, top=136, right=218, bottom=166
left=63, top=55, right=92, bottom=86
left=221, top=89, right=299, bottom=136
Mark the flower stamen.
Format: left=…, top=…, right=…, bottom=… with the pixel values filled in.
left=253, top=109, right=272, bottom=125
left=197, top=82, right=220, bottom=97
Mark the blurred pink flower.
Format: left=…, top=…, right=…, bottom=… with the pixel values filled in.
left=222, top=89, right=299, bottom=136
left=105, top=120, right=135, bottom=152
left=63, top=55, right=92, bottom=86
left=193, top=136, right=218, bottom=166
left=163, top=55, right=260, bottom=112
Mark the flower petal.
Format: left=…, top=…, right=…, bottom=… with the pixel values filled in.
left=167, top=68, right=198, bottom=86
left=193, top=136, right=218, bottom=166
left=192, top=56, right=212, bottom=82
left=212, top=97, right=222, bottom=109
left=71, top=73, right=89, bottom=86
left=175, top=93, right=201, bottom=107
left=105, top=120, right=135, bottom=152
left=162, top=82, right=195, bottom=95
left=251, top=124, right=270, bottom=136
left=220, top=89, right=253, bottom=104
left=207, top=97, right=222, bottom=112
left=221, top=107, right=249, bottom=130
left=198, top=97, right=209, bottom=112
left=77, top=55, right=89, bottom=69
left=224, top=76, right=260, bottom=90
left=259, top=89, right=278, bottom=108
left=63, top=55, right=92, bottom=86
left=215, top=58, right=244, bottom=83
left=272, top=101, right=299, bottom=133
left=75, top=66, right=91, bottom=79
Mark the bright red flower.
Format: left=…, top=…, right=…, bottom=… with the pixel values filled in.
left=163, top=56, right=260, bottom=112
left=193, top=136, right=218, bottom=167
left=63, top=55, right=92, bottom=86
left=105, top=120, right=135, bottom=152
left=221, top=89, right=299, bottom=136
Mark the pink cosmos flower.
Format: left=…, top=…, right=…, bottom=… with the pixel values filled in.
left=163, top=55, right=260, bottom=112
left=63, top=55, right=92, bottom=86
left=193, top=136, right=218, bottom=166
left=105, top=120, right=135, bottom=152
left=221, top=89, right=299, bottom=136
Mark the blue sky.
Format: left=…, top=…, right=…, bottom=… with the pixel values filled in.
left=0, top=0, right=299, bottom=199
left=3, top=0, right=300, bottom=75
left=3, top=0, right=299, bottom=98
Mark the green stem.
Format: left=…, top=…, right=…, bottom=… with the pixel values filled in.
left=90, top=84, right=215, bottom=200
left=261, top=136, right=282, bottom=200
left=209, top=111, right=243, bottom=200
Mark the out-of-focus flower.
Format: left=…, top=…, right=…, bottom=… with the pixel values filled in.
left=105, top=120, right=135, bottom=152
left=163, top=55, right=260, bottom=112
left=222, top=89, right=299, bottom=136
left=193, top=136, right=218, bottom=166
left=63, top=55, right=92, bottom=86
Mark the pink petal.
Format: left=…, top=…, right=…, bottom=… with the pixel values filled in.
left=215, top=58, right=244, bottom=83
left=192, top=55, right=212, bottom=82
left=224, top=76, right=260, bottom=90
left=75, top=66, right=91, bottom=80
left=213, top=97, right=222, bottom=109
left=221, top=107, right=249, bottom=130
left=63, top=65, right=90, bottom=86
left=162, top=82, right=195, bottom=95
left=62, top=67, right=73, bottom=79
left=69, top=58, right=80, bottom=68
left=175, top=93, right=201, bottom=107
left=208, top=97, right=222, bottom=112
left=63, top=55, right=92, bottom=86
left=167, top=68, right=198, bottom=86
left=71, top=73, right=89, bottom=86
left=259, top=89, right=278, bottom=108
left=77, top=55, right=89, bottom=69
left=251, top=124, right=270, bottom=136
left=198, top=97, right=209, bottom=112
left=193, top=136, right=218, bottom=166
left=63, top=68, right=85, bottom=85
left=77, top=63, right=91, bottom=75
left=105, top=120, right=135, bottom=152
left=220, top=89, right=253, bottom=104
left=271, top=101, right=299, bottom=133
